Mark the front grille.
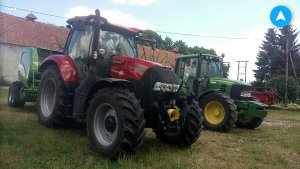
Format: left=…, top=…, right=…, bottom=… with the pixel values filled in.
left=230, top=85, right=251, bottom=100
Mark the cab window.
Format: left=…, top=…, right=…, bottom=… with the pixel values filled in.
left=67, top=26, right=93, bottom=60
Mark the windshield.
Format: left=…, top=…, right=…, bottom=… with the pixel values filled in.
left=100, top=30, right=136, bottom=59
left=201, top=59, right=223, bottom=78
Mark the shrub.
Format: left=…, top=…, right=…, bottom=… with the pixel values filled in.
left=0, top=76, right=10, bottom=86
left=266, top=75, right=298, bottom=102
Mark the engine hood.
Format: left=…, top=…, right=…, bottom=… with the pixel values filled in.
left=109, top=56, right=172, bottom=80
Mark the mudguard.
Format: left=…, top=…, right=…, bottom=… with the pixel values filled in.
left=72, top=77, right=134, bottom=118
left=39, top=55, right=78, bottom=83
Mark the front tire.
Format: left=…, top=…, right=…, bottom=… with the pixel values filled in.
left=199, top=91, right=237, bottom=132
left=154, top=100, right=203, bottom=147
left=8, top=81, right=25, bottom=107
left=37, top=65, right=74, bottom=127
left=235, top=114, right=263, bottom=129
left=87, top=87, right=145, bottom=159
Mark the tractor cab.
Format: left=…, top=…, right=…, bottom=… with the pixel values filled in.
left=175, top=54, right=224, bottom=98
left=65, top=14, right=157, bottom=80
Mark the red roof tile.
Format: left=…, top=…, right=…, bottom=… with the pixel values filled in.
left=137, top=45, right=180, bottom=67
left=0, top=12, right=69, bottom=51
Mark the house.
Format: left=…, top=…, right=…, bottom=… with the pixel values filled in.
left=0, top=12, right=69, bottom=82
left=0, top=12, right=180, bottom=82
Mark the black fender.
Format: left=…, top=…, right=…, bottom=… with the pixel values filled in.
left=197, top=89, right=221, bottom=103
left=72, top=78, right=134, bottom=118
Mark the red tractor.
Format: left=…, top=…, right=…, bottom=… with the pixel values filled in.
left=37, top=10, right=203, bottom=159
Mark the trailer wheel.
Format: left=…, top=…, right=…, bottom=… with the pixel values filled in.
left=87, top=88, right=145, bottom=160
left=37, top=65, right=74, bottom=127
left=199, top=91, right=237, bottom=132
left=235, top=114, right=263, bottom=129
left=8, top=81, right=25, bottom=107
left=154, top=100, right=203, bottom=147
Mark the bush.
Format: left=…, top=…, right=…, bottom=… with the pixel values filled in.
left=271, top=103, right=300, bottom=112
left=266, top=75, right=298, bottom=102
left=0, top=76, right=10, bottom=86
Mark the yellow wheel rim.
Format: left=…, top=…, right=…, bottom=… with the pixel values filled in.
left=238, top=115, right=252, bottom=123
left=204, top=101, right=225, bottom=125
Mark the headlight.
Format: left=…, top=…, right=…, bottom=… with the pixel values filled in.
left=240, top=91, right=252, bottom=97
left=153, top=82, right=180, bottom=93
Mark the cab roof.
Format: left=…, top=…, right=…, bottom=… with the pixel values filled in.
left=67, top=14, right=141, bottom=36
left=176, top=54, right=222, bottom=60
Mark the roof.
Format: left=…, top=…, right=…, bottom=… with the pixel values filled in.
left=0, top=12, right=69, bottom=51
left=137, top=45, right=180, bottom=67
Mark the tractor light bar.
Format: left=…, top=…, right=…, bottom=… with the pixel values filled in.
left=153, top=82, right=180, bottom=93
left=240, top=91, right=252, bottom=97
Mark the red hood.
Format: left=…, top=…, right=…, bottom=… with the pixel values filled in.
left=109, top=56, right=171, bottom=80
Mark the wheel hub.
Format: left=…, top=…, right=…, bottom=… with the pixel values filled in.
left=104, top=115, right=117, bottom=133
left=213, top=110, right=221, bottom=116
left=94, top=103, right=118, bottom=146
left=204, top=101, right=225, bottom=125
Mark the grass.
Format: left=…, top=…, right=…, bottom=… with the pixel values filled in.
left=0, top=87, right=300, bottom=169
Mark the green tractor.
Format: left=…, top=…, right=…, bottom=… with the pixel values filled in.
left=8, top=10, right=203, bottom=159
left=175, top=54, right=267, bottom=131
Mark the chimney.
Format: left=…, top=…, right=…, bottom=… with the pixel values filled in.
left=25, top=13, right=37, bottom=21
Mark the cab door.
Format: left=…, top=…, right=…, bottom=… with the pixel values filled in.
left=175, top=57, right=200, bottom=97
left=65, top=26, right=93, bottom=80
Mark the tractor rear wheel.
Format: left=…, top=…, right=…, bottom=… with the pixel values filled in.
left=8, top=81, right=25, bottom=107
left=235, top=114, right=263, bottom=129
left=87, top=88, right=145, bottom=159
left=37, top=65, right=74, bottom=127
left=199, top=91, right=237, bottom=132
left=154, top=100, right=203, bottom=147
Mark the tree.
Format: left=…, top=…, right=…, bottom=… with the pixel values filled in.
left=188, top=46, right=217, bottom=55
left=141, top=29, right=164, bottom=49
left=254, top=28, right=278, bottom=82
left=277, top=25, right=300, bottom=77
left=162, top=36, right=173, bottom=51
left=173, top=40, right=189, bottom=54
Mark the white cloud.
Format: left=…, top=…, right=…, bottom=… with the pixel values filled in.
left=113, top=0, right=158, bottom=6
left=214, top=28, right=265, bottom=82
left=64, top=5, right=152, bottom=29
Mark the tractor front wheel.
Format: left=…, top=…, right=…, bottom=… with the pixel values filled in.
left=87, top=88, right=145, bottom=159
left=199, top=91, right=237, bottom=132
left=235, top=114, right=263, bottom=129
left=8, top=81, right=25, bottom=107
left=154, top=100, right=203, bottom=147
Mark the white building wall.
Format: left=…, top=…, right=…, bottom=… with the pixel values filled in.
left=0, top=43, right=24, bottom=82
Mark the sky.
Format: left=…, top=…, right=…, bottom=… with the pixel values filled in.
left=1, top=0, right=300, bottom=82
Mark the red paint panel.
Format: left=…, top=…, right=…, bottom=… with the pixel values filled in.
left=109, top=56, right=164, bottom=80
left=43, top=55, right=78, bottom=83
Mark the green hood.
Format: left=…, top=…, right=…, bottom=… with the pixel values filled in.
left=209, top=77, right=251, bottom=86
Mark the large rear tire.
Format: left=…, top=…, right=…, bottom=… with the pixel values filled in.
left=37, top=65, right=74, bottom=127
left=154, top=100, right=203, bottom=147
left=87, top=88, right=145, bottom=160
left=8, top=81, right=25, bottom=107
left=235, top=114, right=263, bottom=129
left=199, top=91, right=237, bottom=132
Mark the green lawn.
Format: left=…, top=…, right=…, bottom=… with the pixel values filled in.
left=0, top=87, right=299, bottom=169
